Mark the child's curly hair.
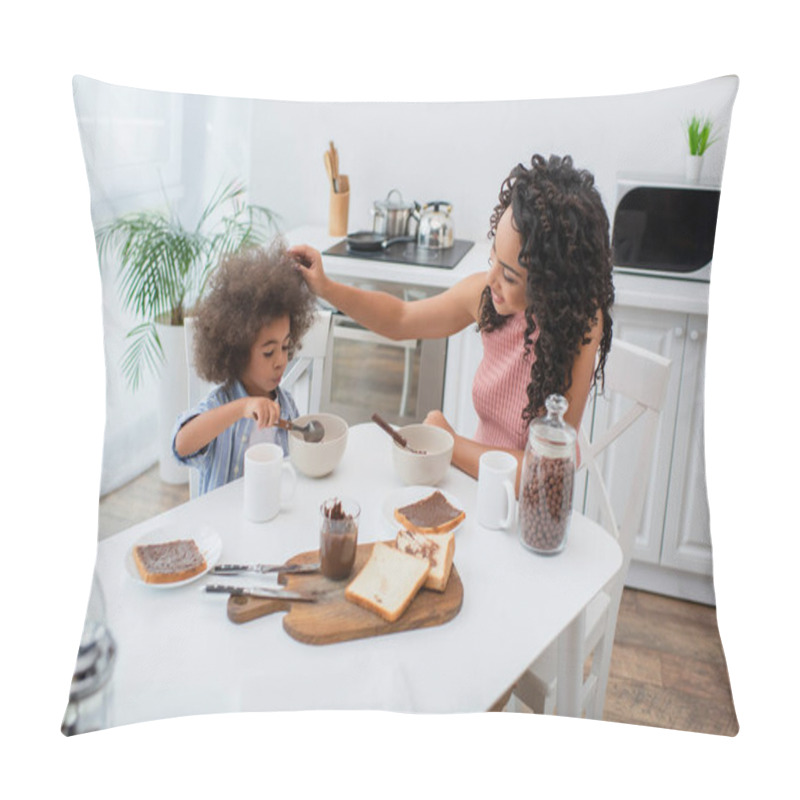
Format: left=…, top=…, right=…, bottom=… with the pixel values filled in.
left=191, top=239, right=318, bottom=385
left=479, top=154, right=615, bottom=424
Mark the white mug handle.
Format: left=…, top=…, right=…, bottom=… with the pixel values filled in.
left=501, top=480, right=516, bottom=529
left=281, top=461, right=297, bottom=506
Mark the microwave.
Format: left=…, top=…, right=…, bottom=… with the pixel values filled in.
left=611, top=174, right=721, bottom=282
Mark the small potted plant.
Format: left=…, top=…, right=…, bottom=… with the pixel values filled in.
left=685, top=115, right=718, bottom=182
left=96, top=179, right=279, bottom=481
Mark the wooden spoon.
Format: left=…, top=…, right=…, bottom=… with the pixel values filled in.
left=328, top=141, right=340, bottom=192
left=329, top=141, right=339, bottom=178
left=323, top=151, right=336, bottom=192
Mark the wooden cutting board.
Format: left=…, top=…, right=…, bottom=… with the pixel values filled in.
left=226, top=541, right=463, bottom=645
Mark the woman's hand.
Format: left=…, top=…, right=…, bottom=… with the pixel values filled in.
left=242, top=396, right=281, bottom=429
left=287, top=244, right=328, bottom=297
left=424, top=409, right=523, bottom=489
left=424, top=410, right=456, bottom=437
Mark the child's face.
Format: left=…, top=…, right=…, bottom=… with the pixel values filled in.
left=240, top=315, right=291, bottom=397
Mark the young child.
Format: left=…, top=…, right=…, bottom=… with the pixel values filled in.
left=172, top=240, right=318, bottom=495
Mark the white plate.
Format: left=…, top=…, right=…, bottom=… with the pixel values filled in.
left=125, top=526, right=223, bottom=588
left=381, top=485, right=465, bottom=535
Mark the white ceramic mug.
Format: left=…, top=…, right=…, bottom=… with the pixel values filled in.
left=243, top=443, right=297, bottom=522
left=477, top=450, right=517, bottom=529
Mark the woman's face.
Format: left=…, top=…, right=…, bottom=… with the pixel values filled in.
left=487, top=207, right=528, bottom=315
left=240, top=315, right=291, bottom=397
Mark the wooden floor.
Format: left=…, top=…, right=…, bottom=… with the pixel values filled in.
left=98, top=464, right=739, bottom=736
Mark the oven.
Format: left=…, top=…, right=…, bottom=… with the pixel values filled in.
left=317, top=280, right=448, bottom=427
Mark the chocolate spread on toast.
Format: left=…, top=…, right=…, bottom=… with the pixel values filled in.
left=396, top=491, right=461, bottom=528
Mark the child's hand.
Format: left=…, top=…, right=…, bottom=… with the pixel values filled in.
left=243, top=396, right=282, bottom=429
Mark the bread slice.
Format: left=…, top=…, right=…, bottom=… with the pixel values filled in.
left=133, top=539, right=207, bottom=584
left=395, top=529, right=455, bottom=592
left=394, top=490, right=465, bottom=534
left=345, top=542, right=430, bottom=623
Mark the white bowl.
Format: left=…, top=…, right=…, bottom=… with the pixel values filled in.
left=288, top=413, right=349, bottom=478
left=391, top=424, right=454, bottom=486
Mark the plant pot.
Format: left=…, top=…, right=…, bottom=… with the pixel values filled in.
left=155, top=320, right=189, bottom=485
left=685, top=154, right=704, bottom=182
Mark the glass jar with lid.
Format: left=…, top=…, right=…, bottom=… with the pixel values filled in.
left=61, top=573, right=116, bottom=736
left=518, top=394, right=577, bottom=555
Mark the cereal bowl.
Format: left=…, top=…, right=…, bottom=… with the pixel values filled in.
left=391, top=424, right=454, bottom=486
left=288, top=413, right=349, bottom=478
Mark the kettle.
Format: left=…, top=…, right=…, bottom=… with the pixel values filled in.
left=416, top=201, right=454, bottom=249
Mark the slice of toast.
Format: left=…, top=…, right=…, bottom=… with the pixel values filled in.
left=395, top=529, right=455, bottom=592
left=344, top=542, right=430, bottom=623
left=394, top=490, right=465, bottom=534
left=133, top=539, right=207, bottom=584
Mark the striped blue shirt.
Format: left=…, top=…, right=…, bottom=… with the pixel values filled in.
left=171, top=380, right=299, bottom=496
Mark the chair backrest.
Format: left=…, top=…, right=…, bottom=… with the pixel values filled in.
left=281, top=308, right=332, bottom=416
left=184, top=316, right=220, bottom=406
left=184, top=317, right=221, bottom=499
left=579, top=339, right=672, bottom=573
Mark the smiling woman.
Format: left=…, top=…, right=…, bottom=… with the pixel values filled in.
left=290, top=153, right=614, bottom=485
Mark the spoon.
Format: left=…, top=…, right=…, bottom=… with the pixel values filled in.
left=370, top=412, right=426, bottom=454
left=277, top=418, right=326, bottom=443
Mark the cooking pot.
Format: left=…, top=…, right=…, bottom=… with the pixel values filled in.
left=371, top=189, right=420, bottom=238
left=417, top=201, right=454, bottom=249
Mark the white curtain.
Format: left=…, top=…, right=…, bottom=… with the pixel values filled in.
left=73, top=77, right=255, bottom=495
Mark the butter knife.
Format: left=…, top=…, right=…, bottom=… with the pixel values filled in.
left=211, top=562, right=321, bottom=576
left=204, top=584, right=321, bottom=602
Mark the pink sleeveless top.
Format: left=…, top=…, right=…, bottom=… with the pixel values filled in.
left=472, top=312, right=537, bottom=451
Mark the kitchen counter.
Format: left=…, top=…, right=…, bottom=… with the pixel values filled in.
left=285, top=225, right=710, bottom=316
left=285, top=225, right=487, bottom=290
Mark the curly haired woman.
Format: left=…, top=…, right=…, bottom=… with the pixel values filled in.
left=289, top=154, right=614, bottom=488
left=172, top=240, right=318, bottom=494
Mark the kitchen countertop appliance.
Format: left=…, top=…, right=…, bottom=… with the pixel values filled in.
left=612, top=173, right=721, bottom=283
left=324, top=237, right=473, bottom=269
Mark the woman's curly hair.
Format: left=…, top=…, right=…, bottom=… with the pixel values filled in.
left=479, top=154, right=615, bottom=424
left=191, top=239, right=318, bottom=385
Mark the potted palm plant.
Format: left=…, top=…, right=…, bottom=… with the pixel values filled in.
left=685, top=115, right=718, bottom=182
left=96, top=179, right=279, bottom=482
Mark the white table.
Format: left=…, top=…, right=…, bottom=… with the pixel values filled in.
left=95, top=424, right=622, bottom=727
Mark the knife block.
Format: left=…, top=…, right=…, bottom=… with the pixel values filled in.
left=328, top=182, right=349, bottom=236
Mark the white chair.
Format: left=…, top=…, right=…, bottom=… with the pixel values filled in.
left=183, top=309, right=332, bottom=499
left=184, top=317, right=220, bottom=500
left=280, top=308, right=332, bottom=416
left=510, top=338, right=672, bottom=719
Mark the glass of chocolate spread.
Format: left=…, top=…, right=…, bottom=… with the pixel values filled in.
left=319, top=497, right=360, bottom=579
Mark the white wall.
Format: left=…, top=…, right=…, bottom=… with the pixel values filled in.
left=248, top=76, right=738, bottom=240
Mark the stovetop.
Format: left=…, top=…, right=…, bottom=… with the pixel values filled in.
left=323, top=238, right=474, bottom=270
